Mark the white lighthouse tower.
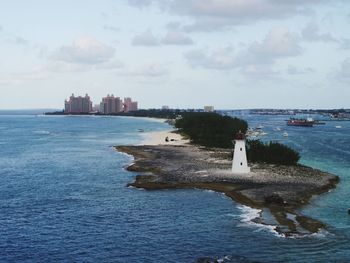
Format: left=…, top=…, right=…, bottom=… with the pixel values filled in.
left=232, top=131, right=250, bottom=174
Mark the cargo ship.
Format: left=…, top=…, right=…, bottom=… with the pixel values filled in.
left=287, top=118, right=314, bottom=127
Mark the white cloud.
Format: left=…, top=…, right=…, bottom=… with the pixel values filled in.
left=248, top=27, right=302, bottom=60
left=128, top=0, right=153, bottom=8
left=0, top=26, right=29, bottom=46
left=185, top=27, right=302, bottom=78
left=161, top=30, right=193, bottom=45
left=302, top=23, right=338, bottom=42
left=51, top=37, right=115, bottom=64
left=132, top=27, right=193, bottom=46
left=225, top=27, right=302, bottom=69
left=131, top=30, right=159, bottom=46
left=239, top=64, right=278, bottom=77
left=129, top=0, right=330, bottom=31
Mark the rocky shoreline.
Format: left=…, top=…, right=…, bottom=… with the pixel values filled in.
left=116, top=144, right=339, bottom=237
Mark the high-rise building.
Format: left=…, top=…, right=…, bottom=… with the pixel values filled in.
left=123, top=97, right=138, bottom=112
left=204, top=106, right=215, bottom=112
left=99, top=94, right=122, bottom=114
left=64, top=94, right=92, bottom=113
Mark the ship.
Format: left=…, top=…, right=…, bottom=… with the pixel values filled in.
left=287, top=118, right=314, bottom=127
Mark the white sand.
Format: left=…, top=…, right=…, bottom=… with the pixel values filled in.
left=140, top=130, right=190, bottom=146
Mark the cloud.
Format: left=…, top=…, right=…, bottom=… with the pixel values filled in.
left=185, top=27, right=302, bottom=77
left=0, top=26, right=29, bottom=46
left=128, top=0, right=330, bottom=31
left=132, top=27, right=193, bottom=47
left=287, top=65, right=314, bottom=75
left=161, top=30, right=194, bottom=45
left=239, top=64, right=278, bottom=77
left=131, top=30, right=159, bottom=46
left=51, top=37, right=115, bottom=64
left=185, top=47, right=235, bottom=69
left=128, top=0, right=153, bottom=8
left=234, top=27, right=302, bottom=67
left=302, top=23, right=338, bottom=42
left=248, top=27, right=302, bottom=60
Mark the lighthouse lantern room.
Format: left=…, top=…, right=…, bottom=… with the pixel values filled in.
left=232, top=131, right=250, bottom=174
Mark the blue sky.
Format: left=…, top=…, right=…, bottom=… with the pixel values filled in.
left=0, top=0, right=349, bottom=109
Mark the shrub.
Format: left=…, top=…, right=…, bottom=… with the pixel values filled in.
left=246, top=139, right=300, bottom=165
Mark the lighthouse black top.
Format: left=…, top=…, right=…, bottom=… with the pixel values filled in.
left=235, top=132, right=246, bottom=140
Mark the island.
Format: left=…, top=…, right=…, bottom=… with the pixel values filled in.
left=116, top=113, right=339, bottom=237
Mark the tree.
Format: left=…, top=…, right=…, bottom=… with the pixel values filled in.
left=175, top=112, right=248, bottom=148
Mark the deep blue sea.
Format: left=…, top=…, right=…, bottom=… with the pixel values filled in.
left=0, top=113, right=349, bottom=262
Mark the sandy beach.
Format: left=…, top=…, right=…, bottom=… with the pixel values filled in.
left=140, top=130, right=190, bottom=146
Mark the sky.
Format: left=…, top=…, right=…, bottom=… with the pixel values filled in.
left=0, top=0, right=349, bottom=110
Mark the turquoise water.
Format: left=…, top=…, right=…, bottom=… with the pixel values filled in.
left=0, top=114, right=349, bottom=262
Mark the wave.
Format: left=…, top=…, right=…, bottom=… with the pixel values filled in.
left=237, top=205, right=261, bottom=222
left=127, top=185, right=145, bottom=191
left=236, top=205, right=336, bottom=240
left=202, top=189, right=215, bottom=193
left=197, top=254, right=261, bottom=263
left=236, top=205, right=284, bottom=238
left=33, top=130, right=51, bottom=135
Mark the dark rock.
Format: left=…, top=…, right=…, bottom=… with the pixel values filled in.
left=264, top=194, right=285, bottom=205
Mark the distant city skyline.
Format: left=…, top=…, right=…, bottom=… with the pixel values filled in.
left=64, top=93, right=138, bottom=113
left=1, top=1, right=350, bottom=109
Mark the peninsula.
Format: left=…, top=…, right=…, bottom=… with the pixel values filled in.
left=116, top=113, right=339, bottom=237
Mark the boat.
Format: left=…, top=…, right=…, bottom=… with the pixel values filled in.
left=246, top=127, right=268, bottom=138
left=283, top=132, right=289, bottom=137
left=335, top=125, right=342, bottom=129
left=287, top=118, right=314, bottom=127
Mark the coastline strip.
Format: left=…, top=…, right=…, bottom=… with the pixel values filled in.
left=140, top=130, right=190, bottom=146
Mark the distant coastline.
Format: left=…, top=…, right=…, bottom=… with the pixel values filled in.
left=44, top=109, right=179, bottom=120
left=44, top=108, right=350, bottom=123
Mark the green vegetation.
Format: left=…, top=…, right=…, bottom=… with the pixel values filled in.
left=174, top=112, right=300, bottom=165
left=112, top=109, right=180, bottom=119
left=45, top=109, right=181, bottom=119
left=175, top=112, right=248, bottom=148
left=246, top=139, right=300, bottom=165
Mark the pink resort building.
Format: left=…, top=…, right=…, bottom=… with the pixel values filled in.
left=64, top=94, right=93, bottom=114
left=123, top=97, right=138, bottom=113
left=99, top=94, right=123, bottom=114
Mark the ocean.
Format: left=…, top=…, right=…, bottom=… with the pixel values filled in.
left=0, top=113, right=349, bottom=262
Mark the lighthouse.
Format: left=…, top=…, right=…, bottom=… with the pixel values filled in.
left=232, top=131, right=250, bottom=174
